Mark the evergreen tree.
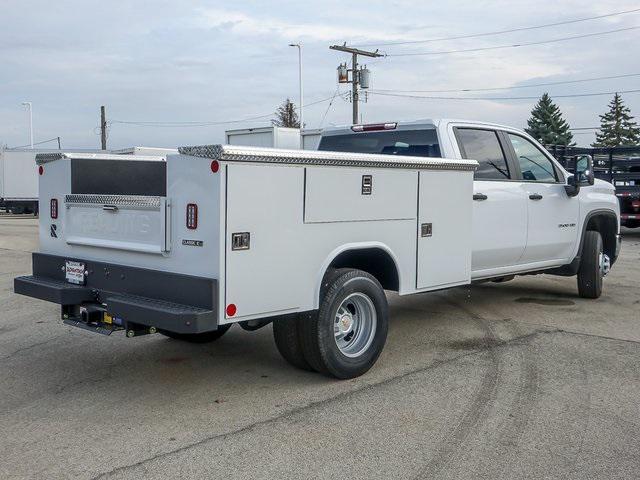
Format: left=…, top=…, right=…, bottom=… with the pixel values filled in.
left=272, top=98, right=300, bottom=128
left=593, top=93, right=640, bottom=147
left=525, top=93, right=574, bottom=146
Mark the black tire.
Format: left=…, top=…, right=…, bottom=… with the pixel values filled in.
left=577, top=230, right=604, bottom=299
left=298, top=268, right=389, bottom=379
left=272, top=314, right=314, bottom=371
left=161, top=323, right=232, bottom=343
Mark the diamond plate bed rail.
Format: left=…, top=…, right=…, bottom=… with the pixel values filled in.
left=178, top=144, right=478, bottom=171
left=64, top=194, right=162, bottom=209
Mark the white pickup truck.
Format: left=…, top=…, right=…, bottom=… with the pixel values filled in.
left=14, top=119, right=621, bottom=379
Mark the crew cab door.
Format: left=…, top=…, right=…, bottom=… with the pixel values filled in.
left=452, top=127, right=527, bottom=274
left=504, top=133, right=579, bottom=264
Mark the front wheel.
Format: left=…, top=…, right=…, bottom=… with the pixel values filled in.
left=298, top=268, right=389, bottom=379
left=577, top=230, right=608, bottom=299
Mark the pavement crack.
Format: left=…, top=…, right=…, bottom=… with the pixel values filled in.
left=90, top=328, right=556, bottom=480
left=554, top=329, right=640, bottom=346
left=0, top=334, right=64, bottom=360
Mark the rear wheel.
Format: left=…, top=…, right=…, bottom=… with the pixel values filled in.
left=161, top=323, right=232, bottom=343
left=272, top=314, right=313, bottom=371
left=577, top=230, right=608, bottom=299
left=298, top=268, right=389, bottom=379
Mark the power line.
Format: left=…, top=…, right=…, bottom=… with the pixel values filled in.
left=112, top=95, right=340, bottom=127
left=7, top=136, right=61, bottom=149
left=112, top=111, right=276, bottom=127
left=320, top=86, right=343, bottom=127
left=385, top=26, right=640, bottom=57
left=372, top=72, right=640, bottom=94
left=355, top=7, right=640, bottom=47
left=367, top=88, right=640, bottom=101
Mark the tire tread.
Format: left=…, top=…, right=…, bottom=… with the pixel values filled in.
left=577, top=230, right=603, bottom=299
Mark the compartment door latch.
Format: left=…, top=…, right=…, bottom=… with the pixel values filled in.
left=232, top=232, right=251, bottom=250
left=361, top=175, right=372, bottom=195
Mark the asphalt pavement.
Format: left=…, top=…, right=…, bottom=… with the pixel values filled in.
left=1, top=217, right=639, bottom=479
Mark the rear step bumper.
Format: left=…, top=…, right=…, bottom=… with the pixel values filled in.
left=14, top=253, right=218, bottom=334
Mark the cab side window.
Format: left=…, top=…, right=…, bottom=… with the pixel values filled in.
left=507, top=134, right=557, bottom=182
left=455, top=128, right=510, bottom=180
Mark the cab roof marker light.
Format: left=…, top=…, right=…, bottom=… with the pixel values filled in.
left=351, top=122, right=397, bottom=132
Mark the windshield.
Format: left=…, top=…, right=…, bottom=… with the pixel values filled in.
left=318, top=129, right=441, bottom=158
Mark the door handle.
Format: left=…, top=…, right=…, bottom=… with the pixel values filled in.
left=529, top=194, right=543, bottom=200
left=473, top=193, right=488, bottom=201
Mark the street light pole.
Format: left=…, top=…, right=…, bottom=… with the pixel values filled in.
left=21, top=102, right=33, bottom=149
left=289, top=43, right=303, bottom=144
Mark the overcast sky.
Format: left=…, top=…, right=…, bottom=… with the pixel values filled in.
left=1, top=0, right=639, bottom=149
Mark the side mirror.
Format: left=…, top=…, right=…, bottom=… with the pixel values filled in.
left=565, top=174, right=580, bottom=197
left=574, top=154, right=595, bottom=186
left=565, top=154, right=594, bottom=197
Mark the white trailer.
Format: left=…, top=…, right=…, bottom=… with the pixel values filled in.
left=224, top=127, right=322, bottom=151
left=14, top=119, right=621, bottom=379
left=302, top=128, right=323, bottom=150
left=225, top=126, right=301, bottom=149
left=0, top=148, right=40, bottom=213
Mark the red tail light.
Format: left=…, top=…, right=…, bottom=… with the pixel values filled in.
left=186, top=203, right=198, bottom=229
left=50, top=199, right=58, bottom=219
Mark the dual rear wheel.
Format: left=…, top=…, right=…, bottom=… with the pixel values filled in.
left=273, top=268, right=389, bottom=379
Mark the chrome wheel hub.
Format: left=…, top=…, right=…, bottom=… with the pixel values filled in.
left=599, top=253, right=611, bottom=277
left=334, top=292, right=377, bottom=358
left=337, top=314, right=353, bottom=334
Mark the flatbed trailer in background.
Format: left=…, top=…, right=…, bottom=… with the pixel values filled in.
left=549, top=145, right=640, bottom=228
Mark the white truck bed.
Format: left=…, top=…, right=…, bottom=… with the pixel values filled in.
left=16, top=144, right=476, bottom=328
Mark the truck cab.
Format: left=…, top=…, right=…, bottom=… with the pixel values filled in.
left=318, top=119, right=621, bottom=290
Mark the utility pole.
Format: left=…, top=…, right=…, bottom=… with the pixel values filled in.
left=100, top=105, right=107, bottom=150
left=289, top=43, right=304, bottom=146
left=21, top=102, right=33, bottom=149
left=330, top=44, right=382, bottom=124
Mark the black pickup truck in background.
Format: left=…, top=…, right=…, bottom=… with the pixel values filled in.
left=549, top=145, right=640, bottom=229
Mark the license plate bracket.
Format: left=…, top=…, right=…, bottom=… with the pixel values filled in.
left=65, top=260, right=86, bottom=285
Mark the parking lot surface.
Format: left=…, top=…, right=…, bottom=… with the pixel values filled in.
left=1, top=217, right=639, bottom=479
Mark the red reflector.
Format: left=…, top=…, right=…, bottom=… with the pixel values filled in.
left=226, top=304, right=237, bottom=317
left=186, top=203, right=198, bottom=229
left=50, top=199, right=58, bottom=219
left=38, top=165, right=44, bottom=175
left=211, top=160, right=220, bottom=173
left=351, top=122, right=397, bottom=132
